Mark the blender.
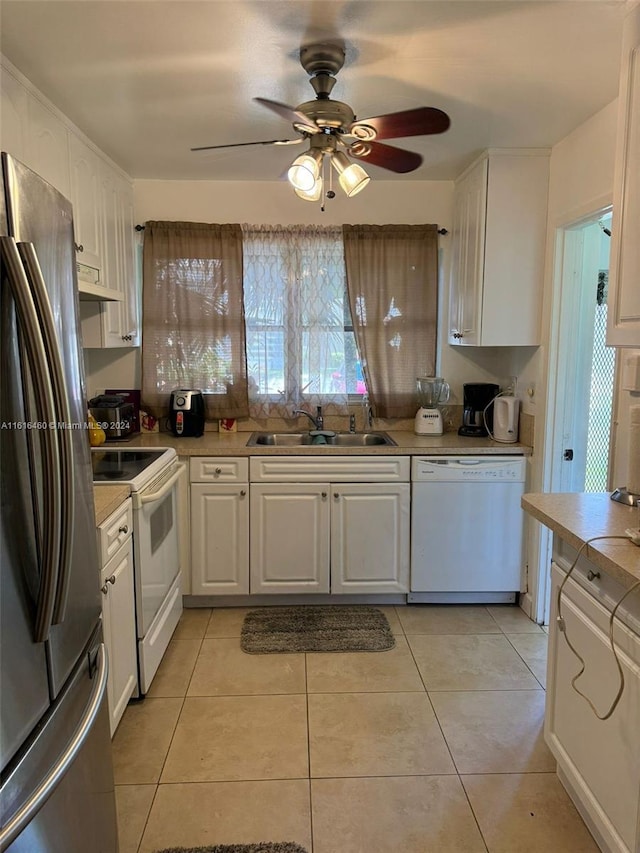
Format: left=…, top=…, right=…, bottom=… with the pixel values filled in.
left=415, top=377, right=450, bottom=435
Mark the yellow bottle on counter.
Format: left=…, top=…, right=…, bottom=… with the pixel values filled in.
left=88, top=412, right=106, bottom=447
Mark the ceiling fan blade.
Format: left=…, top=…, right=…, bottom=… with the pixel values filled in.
left=347, top=140, right=422, bottom=173
left=254, top=97, right=320, bottom=133
left=349, top=107, right=450, bottom=141
left=191, top=138, right=302, bottom=152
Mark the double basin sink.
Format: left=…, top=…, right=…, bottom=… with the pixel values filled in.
left=246, top=431, right=397, bottom=447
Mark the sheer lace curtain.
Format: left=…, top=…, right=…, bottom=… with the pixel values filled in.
left=242, top=225, right=348, bottom=419
left=343, top=224, right=439, bottom=418
left=141, top=221, right=249, bottom=420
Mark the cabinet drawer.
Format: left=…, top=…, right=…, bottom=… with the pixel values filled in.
left=97, top=499, right=133, bottom=566
left=250, top=456, right=410, bottom=483
left=190, top=456, right=248, bottom=483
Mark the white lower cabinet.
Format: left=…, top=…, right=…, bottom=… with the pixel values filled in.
left=250, top=483, right=330, bottom=594
left=98, top=501, right=137, bottom=736
left=190, top=455, right=411, bottom=597
left=190, top=457, right=249, bottom=595
left=546, top=559, right=640, bottom=853
left=191, top=483, right=249, bottom=594
left=248, top=456, right=411, bottom=595
left=331, top=483, right=410, bottom=594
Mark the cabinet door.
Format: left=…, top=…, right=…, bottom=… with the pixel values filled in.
left=26, top=96, right=70, bottom=197
left=250, top=483, right=330, bottom=594
left=0, top=68, right=29, bottom=162
left=448, top=157, right=487, bottom=346
left=101, top=171, right=138, bottom=347
left=331, top=483, right=410, bottom=593
left=101, top=539, right=137, bottom=736
left=607, top=4, right=640, bottom=347
left=69, top=135, right=102, bottom=270
left=117, top=175, right=139, bottom=346
left=191, top=483, right=249, bottom=595
left=546, top=564, right=640, bottom=853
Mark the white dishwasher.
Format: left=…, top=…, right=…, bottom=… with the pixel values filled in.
left=409, top=456, right=526, bottom=604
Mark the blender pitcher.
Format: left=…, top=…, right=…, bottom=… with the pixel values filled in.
left=415, top=377, right=450, bottom=434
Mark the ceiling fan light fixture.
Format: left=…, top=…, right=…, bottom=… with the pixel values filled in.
left=294, top=177, right=323, bottom=201
left=331, top=151, right=371, bottom=197
left=287, top=149, right=323, bottom=191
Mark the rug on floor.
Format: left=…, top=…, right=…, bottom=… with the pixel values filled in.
left=154, top=844, right=308, bottom=853
left=240, top=605, right=395, bottom=653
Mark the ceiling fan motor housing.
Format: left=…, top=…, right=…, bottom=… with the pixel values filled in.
left=296, top=99, right=355, bottom=131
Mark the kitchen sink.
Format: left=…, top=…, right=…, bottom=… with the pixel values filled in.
left=246, top=431, right=397, bottom=447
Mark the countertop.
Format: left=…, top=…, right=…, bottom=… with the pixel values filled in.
left=522, top=492, right=640, bottom=588
left=111, top=430, right=531, bottom=457
left=93, top=484, right=131, bottom=526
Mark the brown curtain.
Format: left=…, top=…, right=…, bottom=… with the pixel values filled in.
left=343, top=224, right=439, bottom=419
left=142, top=221, right=249, bottom=420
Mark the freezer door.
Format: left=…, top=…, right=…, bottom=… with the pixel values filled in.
left=0, top=626, right=117, bottom=853
left=2, top=153, right=101, bottom=696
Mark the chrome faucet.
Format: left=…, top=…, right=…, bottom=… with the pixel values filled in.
left=292, top=406, right=324, bottom=430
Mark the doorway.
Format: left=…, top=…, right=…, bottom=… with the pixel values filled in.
left=541, top=206, right=616, bottom=622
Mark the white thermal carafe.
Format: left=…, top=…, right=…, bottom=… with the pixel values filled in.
left=415, top=377, right=450, bottom=435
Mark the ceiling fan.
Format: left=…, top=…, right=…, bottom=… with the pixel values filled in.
left=191, top=43, right=450, bottom=201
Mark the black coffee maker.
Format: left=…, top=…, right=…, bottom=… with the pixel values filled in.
left=458, top=383, right=500, bottom=437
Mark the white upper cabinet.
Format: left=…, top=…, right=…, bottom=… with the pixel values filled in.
left=607, top=4, right=640, bottom=347
left=69, top=134, right=102, bottom=270
left=1, top=56, right=138, bottom=337
left=449, top=149, right=550, bottom=347
left=25, top=96, right=71, bottom=198
left=0, top=67, right=29, bottom=161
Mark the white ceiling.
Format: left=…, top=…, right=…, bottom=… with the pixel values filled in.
left=0, top=1, right=631, bottom=182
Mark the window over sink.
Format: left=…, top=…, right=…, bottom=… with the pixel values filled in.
left=242, top=224, right=366, bottom=419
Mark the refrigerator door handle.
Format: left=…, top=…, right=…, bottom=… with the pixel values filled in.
left=0, top=236, right=61, bottom=643
left=17, top=243, right=76, bottom=625
left=0, top=644, right=109, bottom=852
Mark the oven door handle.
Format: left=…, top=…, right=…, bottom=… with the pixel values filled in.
left=134, top=463, right=186, bottom=508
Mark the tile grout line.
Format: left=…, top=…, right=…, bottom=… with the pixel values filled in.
left=304, top=653, right=315, bottom=853
left=401, top=605, right=495, bottom=853
left=129, top=609, right=214, bottom=852
left=502, top=632, right=547, bottom=690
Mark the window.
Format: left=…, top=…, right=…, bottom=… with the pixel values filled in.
left=243, top=225, right=359, bottom=418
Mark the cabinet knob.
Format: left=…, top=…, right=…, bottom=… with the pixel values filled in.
left=75, top=243, right=84, bottom=253
left=321, top=491, right=327, bottom=498
left=240, top=489, right=246, bottom=497
left=333, top=492, right=339, bottom=499
left=119, top=524, right=128, bottom=534
left=101, top=575, right=116, bottom=595
left=215, top=467, right=222, bottom=475
left=587, top=570, right=600, bottom=582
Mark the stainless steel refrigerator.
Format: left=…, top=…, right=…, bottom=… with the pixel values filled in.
left=0, top=153, right=118, bottom=852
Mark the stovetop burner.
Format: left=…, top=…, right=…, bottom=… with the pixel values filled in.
left=91, top=448, right=172, bottom=483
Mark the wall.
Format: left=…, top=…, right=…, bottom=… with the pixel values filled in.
left=524, top=98, right=625, bottom=620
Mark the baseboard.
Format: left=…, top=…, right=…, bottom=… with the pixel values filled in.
left=183, top=593, right=408, bottom=607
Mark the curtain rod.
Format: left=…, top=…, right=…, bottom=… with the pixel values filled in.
left=135, top=224, right=448, bottom=234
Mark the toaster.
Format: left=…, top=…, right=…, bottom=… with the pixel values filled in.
left=169, top=389, right=205, bottom=437
left=88, top=395, right=135, bottom=440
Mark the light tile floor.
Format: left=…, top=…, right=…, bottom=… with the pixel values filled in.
left=113, top=604, right=599, bottom=853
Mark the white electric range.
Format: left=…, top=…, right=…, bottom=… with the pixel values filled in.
left=92, top=447, right=186, bottom=694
